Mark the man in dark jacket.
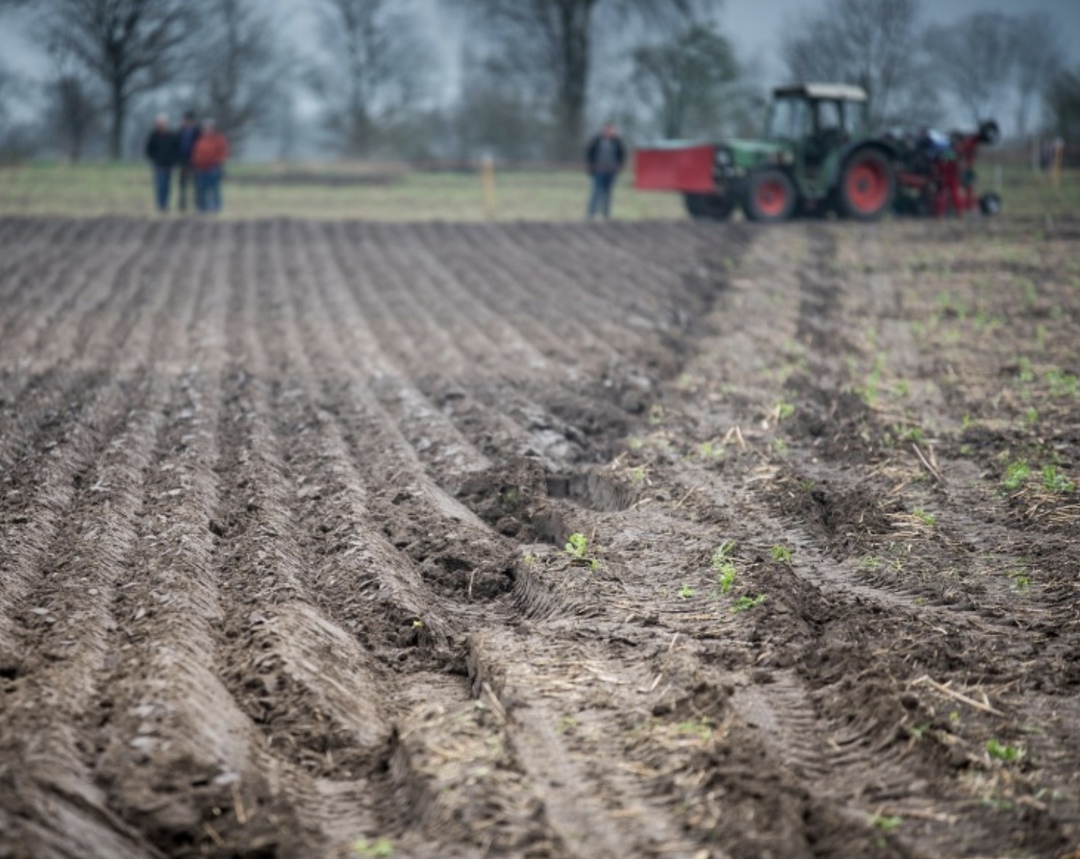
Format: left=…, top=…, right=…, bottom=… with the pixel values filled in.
left=585, top=122, right=626, bottom=220
left=145, top=114, right=179, bottom=213
left=176, top=111, right=201, bottom=212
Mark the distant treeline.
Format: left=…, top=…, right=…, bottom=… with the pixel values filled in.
left=0, top=0, right=1077, bottom=163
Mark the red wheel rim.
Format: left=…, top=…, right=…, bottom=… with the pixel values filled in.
left=755, top=178, right=788, bottom=218
left=847, top=159, right=888, bottom=213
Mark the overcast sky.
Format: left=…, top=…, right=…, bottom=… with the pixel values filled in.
left=2, top=0, right=1077, bottom=127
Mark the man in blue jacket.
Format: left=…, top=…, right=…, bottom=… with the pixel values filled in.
left=585, top=122, right=626, bottom=220
left=145, top=114, right=179, bottom=213
left=176, top=111, right=201, bottom=212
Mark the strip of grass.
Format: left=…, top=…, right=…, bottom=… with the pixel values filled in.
left=0, top=160, right=1075, bottom=221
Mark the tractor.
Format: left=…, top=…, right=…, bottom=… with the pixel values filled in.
left=635, top=83, right=1000, bottom=223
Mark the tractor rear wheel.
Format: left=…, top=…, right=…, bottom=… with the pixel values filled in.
left=742, top=170, right=797, bottom=223
left=684, top=193, right=734, bottom=221
left=838, top=149, right=895, bottom=221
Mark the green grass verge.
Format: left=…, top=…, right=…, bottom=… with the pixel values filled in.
left=0, top=160, right=1075, bottom=221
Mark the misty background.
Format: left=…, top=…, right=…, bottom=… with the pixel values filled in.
left=0, top=0, right=1078, bottom=164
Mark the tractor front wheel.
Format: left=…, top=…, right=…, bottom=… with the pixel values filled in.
left=684, top=193, right=734, bottom=221
left=742, top=170, right=797, bottom=223
left=839, top=149, right=895, bottom=221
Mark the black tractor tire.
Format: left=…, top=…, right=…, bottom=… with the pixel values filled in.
left=979, top=192, right=1002, bottom=216
left=838, top=148, right=895, bottom=221
left=742, top=169, right=797, bottom=223
left=684, top=193, right=735, bottom=221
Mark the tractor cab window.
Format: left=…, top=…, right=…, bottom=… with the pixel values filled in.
left=767, top=97, right=810, bottom=140
left=842, top=100, right=868, bottom=134
left=816, top=100, right=843, bottom=136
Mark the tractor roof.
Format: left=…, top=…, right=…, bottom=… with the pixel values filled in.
left=774, top=83, right=869, bottom=102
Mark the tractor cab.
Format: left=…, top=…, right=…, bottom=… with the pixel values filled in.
left=766, top=84, right=870, bottom=179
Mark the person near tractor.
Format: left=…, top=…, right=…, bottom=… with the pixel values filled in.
left=176, top=111, right=201, bottom=213
left=145, top=114, right=180, bottom=213
left=920, top=129, right=963, bottom=218
left=585, top=122, right=626, bottom=220
left=191, top=120, right=229, bottom=213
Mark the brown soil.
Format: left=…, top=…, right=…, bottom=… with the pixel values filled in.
left=1, top=215, right=1078, bottom=859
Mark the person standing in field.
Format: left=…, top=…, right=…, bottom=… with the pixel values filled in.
left=145, top=114, right=179, bottom=213
left=585, top=122, right=626, bottom=221
left=191, top=119, right=229, bottom=213
left=176, top=111, right=201, bottom=212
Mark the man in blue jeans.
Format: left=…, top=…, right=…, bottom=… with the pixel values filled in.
left=585, top=122, right=626, bottom=220
left=144, top=115, right=179, bottom=213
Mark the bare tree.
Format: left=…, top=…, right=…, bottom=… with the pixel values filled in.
left=630, top=21, right=738, bottom=139
left=44, top=73, right=101, bottom=160
left=40, top=0, right=196, bottom=159
left=924, top=12, right=1014, bottom=126
left=782, top=0, right=927, bottom=126
left=1046, top=66, right=1080, bottom=139
left=311, top=0, right=432, bottom=156
left=1010, top=13, right=1064, bottom=137
left=451, top=0, right=696, bottom=160
left=192, top=0, right=283, bottom=153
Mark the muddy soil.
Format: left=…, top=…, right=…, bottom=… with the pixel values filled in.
left=0, top=215, right=1078, bottom=859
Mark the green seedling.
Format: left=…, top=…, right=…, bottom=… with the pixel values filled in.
left=1041, top=465, right=1075, bottom=494
left=564, top=533, right=599, bottom=570
left=678, top=584, right=695, bottom=600
left=1008, top=569, right=1032, bottom=591
left=771, top=545, right=793, bottom=563
left=629, top=465, right=648, bottom=484
left=731, top=594, right=766, bottom=613
left=1003, top=460, right=1031, bottom=491
left=698, top=440, right=725, bottom=459
left=677, top=719, right=713, bottom=743
left=353, top=837, right=394, bottom=858
left=556, top=715, right=578, bottom=734
left=1024, top=407, right=1039, bottom=426
left=712, top=541, right=736, bottom=565
left=775, top=402, right=796, bottom=421
left=871, top=814, right=902, bottom=832
left=986, top=739, right=1022, bottom=763
left=648, top=404, right=665, bottom=425
left=913, top=508, right=936, bottom=527
left=859, top=555, right=882, bottom=570
left=715, top=561, right=736, bottom=595
left=1046, top=370, right=1078, bottom=398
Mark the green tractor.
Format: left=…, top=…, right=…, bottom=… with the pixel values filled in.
left=635, top=83, right=897, bottom=222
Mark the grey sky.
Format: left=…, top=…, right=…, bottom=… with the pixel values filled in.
left=2, top=0, right=1077, bottom=130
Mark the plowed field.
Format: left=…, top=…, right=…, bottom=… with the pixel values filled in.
left=1, top=215, right=1079, bottom=859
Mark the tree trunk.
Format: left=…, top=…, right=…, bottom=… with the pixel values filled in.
left=109, top=81, right=125, bottom=160
left=555, top=2, right=590, bottom=162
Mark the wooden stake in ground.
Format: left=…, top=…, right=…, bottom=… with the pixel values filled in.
left=482, top=154, right=497, bottom=220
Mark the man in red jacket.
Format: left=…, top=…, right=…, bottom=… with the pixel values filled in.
left=191, top=119, right=230, bottom=213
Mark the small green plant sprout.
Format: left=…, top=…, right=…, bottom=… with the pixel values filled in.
left=731, top=594, right=767, bottom=613
left=629, top=465, right=648, bottom=484
left=771, top=544, right=793, bottom=563
left=627, top=436, right=645, bottom=451
left=1041, top=465, right=1075, bottom=494
left=1008, top=569, right=1032, bottom=591
left=698, top=440, right=725, bottom=459
left=715, top=560, right=737, bottom=595
left=711, top=540, right=736, bottom=565
left=870, top=814, right=902, bottom=832
left=353, top=836, right=394, bottom=857
left=1046, top=369, right=1078, bottom=398
left=648, top=404, right=665, bottom=425
left=1003, top=460, right=1031, bottom=491
left=906, top=723, right=931, bottom=740
left=1025, top=407, right=1040, bottom=426
left=774, top=401, right=796, bottom=421
left=901, top=425, right=925, bottom=443
left=859, top=555, right=882, bottom=570
left=677, top=718, right=713, bottom=743
left=986, top=738, right=1023, bottom=764
left=678, top=584, right=695, bottom=600
left=556, top=715, right=579, bottom=734
left=564, top=533, right=599, bottom=570
left=913, top=508, right=936, bottom=527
